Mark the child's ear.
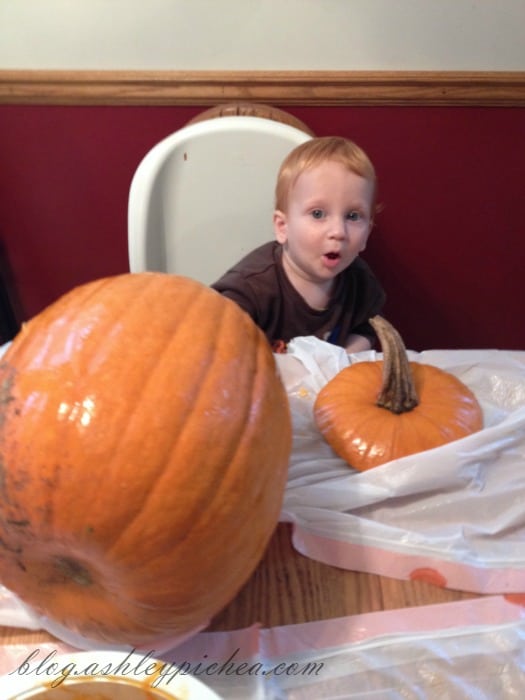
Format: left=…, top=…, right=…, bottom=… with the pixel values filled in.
left=358, top=218, right=374, bottom=252
left=273, top=210, right=288, bottom=244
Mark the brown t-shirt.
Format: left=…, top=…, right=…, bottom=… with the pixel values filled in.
left=211, top=241, right=386, bottom=350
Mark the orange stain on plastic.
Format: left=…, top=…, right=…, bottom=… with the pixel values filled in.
left=409, top=567, right=447, bottom=588
left=504, top=594, right=525, bottom=606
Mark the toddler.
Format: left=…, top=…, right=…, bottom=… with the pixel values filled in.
left=211, top=136, right=385, bottom=352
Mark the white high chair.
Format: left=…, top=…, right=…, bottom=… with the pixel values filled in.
left=128, top=103, right=313, bottom=285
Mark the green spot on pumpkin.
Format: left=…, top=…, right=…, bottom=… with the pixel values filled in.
left=54, top=556, right=92, bottom=586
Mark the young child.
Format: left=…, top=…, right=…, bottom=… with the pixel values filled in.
left=211, top=136, right=386, bottom=352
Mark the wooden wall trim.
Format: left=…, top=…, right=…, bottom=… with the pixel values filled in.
left=1, top=70, right=525, bottom=107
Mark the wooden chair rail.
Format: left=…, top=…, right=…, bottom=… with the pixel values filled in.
left=1, top=70, right=525, bottom=106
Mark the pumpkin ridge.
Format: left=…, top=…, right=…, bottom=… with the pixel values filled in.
left=412, top=363, right=483, bottom=435
left=137, top=315, right=288, bottom=600
left=80, top=273, right=196, bottom=378
left=56, top=275, right=175, bottom=378
left=174, top=314, right=275, bottom=526
left=409, top=397, right=480, bottom=443
left=4, top=277, right=113, bottom=365
left=183, top=324, right=290, bottom=599
left=108, top=367, right=280, bottom=614
left=391, top=411, right=433, bottom=459
left=107, top=283, right=211, bottom=434
left=102, top=291, right=234, bottom=556
left=105, top=295, right=262, bottom=560
left=162, top=313, right=270, bottom=545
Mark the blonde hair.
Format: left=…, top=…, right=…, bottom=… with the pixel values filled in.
left=275, top=136, right=378, bottom=214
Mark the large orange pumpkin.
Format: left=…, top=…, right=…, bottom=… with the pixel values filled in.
left=0, top=273, right=292, bottom=647
left=314, top=316, right=483, bottom=471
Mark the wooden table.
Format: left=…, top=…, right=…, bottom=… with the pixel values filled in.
left=0, top=523, right=479, bottom=646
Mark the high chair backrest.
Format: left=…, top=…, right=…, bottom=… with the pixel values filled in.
left=128, top=105, right=313, bottom=285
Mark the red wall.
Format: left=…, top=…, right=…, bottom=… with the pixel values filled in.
left=1, top=104, right=524, bottom=351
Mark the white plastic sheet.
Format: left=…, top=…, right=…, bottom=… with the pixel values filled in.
left=1, top=597, right=524, bottom=698
left=276, top=337, right=525, bottom=593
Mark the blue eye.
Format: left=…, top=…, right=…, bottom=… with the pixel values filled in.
left=311, top=209, right=324, bottom=219
left=346, top=211, right=361, bottom=222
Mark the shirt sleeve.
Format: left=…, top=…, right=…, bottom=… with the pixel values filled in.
left=211, top=272, right=259, bottom=322
left=345, top=264, right=387, bottom=347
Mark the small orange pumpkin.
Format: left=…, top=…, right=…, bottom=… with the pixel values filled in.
left=0, top=273, right=291, bottom=646
left=314, top=315, right=483, bottom=471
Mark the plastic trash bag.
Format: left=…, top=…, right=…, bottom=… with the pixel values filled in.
left=1, top=596, right=524, bottom=698
left=276, top=337, right=525, bottom=593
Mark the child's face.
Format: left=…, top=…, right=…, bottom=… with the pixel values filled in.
left=273, top=160, right=374, bottom=291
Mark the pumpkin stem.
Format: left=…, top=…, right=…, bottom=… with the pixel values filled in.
left=369, top=316, right=419, bottom=414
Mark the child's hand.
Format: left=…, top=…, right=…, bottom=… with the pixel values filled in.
left=344, top=334, right=372, bottom=353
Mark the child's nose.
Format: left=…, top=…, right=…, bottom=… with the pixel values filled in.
left=329, top=217, right=346, bottom=239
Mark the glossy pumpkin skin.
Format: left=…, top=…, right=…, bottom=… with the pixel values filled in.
left=314, top=360, right=483, bottom=471
left=0, top=273, right=292, bottom=646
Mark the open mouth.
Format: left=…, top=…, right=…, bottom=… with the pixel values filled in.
left=324, top=252, right=341, bottom=261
